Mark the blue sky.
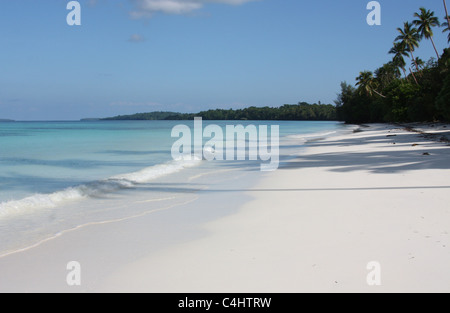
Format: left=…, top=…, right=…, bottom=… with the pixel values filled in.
left=0, top=0, right=449, bottom=120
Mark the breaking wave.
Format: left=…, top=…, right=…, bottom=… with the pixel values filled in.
left=0, top=157, right=201, bottom=219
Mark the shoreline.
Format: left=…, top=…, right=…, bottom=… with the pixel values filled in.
left=100, top=123, right=450, bottom=293
left=0, top=123, right=344, bottom=292
left=0, top=121, right=340, bottom=258
left=1, top=123, right=449, bottom=292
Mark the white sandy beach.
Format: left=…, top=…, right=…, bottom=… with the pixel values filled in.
left=1, top=124, right=450, bottom=293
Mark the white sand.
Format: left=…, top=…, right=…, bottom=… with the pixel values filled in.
left=100, top=124, right=450, bottom=293
left=1, top=124, right=450, bottom=293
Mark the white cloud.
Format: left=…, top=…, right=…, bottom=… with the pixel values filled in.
left=128, top=34, right=145, bottom=42
left=130, top=0, right=258, bottom=18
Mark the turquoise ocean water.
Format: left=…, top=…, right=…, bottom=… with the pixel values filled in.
left=0, top=120, right=346, bottom=254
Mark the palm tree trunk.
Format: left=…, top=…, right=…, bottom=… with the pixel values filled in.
left=430, top=36, right=440, bottom=59
left=409, top=46, right=420, bottom=73
left=410, top=68, right=419, bottom=85
left=401, top=67, right=408, bottom=80
left=445, top=0, right=450, bottom=28
left=373, top=90, right=386, bottom=98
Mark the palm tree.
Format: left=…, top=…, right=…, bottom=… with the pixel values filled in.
left=408, top=67, right=419, bottom=85
left=413, top=8, right=441, bottom=59
left=444, top=15, right=450, bottom=43
left=356, top=71, right=385, bottom=98
left=414, top=57, right=425, bottom=70
left=389, top=42, right=409, bottom=79
left=395, top=22, right=421, bottom=72
left=444, top=1, right=450, bottom=28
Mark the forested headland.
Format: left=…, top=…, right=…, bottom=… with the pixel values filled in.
left=102, top=103, right=337, bottom=121
left=104, top=6, right=450, bottom=125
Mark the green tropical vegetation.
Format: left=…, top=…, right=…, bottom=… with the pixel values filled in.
left=106, top=5, right=450, bottom=125
left=444, top=15, right=450, bottom=43
left=103, top=111, right=182, bottom=120
left=337, top=5, right=450, bottom=123
left=103, top=102, right=337, bottom=121
left=413, top=8, right=441, bottom=59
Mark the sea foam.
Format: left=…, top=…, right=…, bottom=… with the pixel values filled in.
left=0, top=157, right=201, bottom=219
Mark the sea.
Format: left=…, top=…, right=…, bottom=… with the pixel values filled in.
left=0, top=120, right=348, bottom=256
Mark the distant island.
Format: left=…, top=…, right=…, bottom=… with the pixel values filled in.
left=102, top=102, right=337, bottom=121
left=0, top=119, right=15, bottom=122
left=80, top=118, right=101, bottom=122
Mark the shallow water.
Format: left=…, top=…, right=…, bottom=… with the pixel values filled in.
left=0, top=120, right=346, bottom=255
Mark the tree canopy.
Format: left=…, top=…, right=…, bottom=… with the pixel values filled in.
left=337, top=6, right=450, bottom=124
left=103, top=103, right=337, bottom=121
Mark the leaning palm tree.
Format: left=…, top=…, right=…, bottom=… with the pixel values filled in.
left=408, top=67, right=419, bottom=85
left=356, top=71, right=385, bottom=98
left=395, top=22, right=421, bottom=72
left=443, top=15, right=450, bottom=43
left=444, top=1, right=450, bottom=28
left=389, top=42, right=410, bottom=79
left=414, top=57, right=425, bottom=70
left=413, top=8, right=440, bottom=59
